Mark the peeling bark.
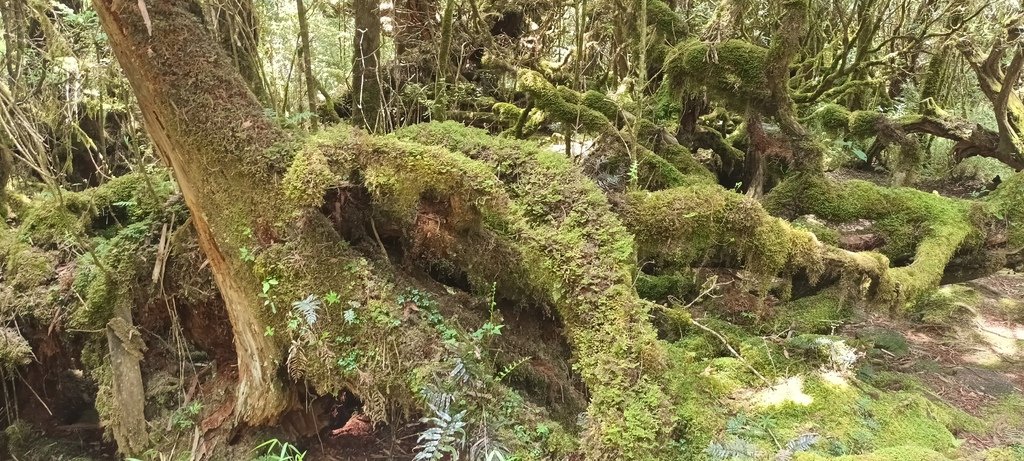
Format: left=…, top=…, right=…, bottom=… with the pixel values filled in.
left=92, top=0, right=292, bottom=425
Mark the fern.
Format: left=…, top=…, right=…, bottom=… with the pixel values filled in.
left=775, top=433, right=820, bottom=461
left=291, top=295, right=321, bottom=326
left=414, top=403, right=467, bottom=461
left=705, top=437, right=760, bottom=460
left=495, top=357, right=530, bottom=382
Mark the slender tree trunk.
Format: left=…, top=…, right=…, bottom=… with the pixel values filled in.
left=92, top=0, right=292, bottom=425
left=432, top=0, right=455, bottom=120
left=297, top=0, right=318, bottom=129
left=214, top=0, right=269, bottom=104
left=352, top=0, right=382, bottom=131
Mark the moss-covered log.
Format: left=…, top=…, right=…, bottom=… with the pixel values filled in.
left=391, top=122, right=675, bottom=460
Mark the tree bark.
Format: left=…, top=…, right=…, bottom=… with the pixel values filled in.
left=352, top=0, right=382, bottom=131
left=297, top=0, right=319, bottom=129
left=213, top=0, right=269, bottom=104
left=92, top=0, right=292, bottom=425
left=105, top=308, right=148, bottom=455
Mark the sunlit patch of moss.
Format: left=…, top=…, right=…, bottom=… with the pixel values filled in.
left=769, top=290, right=849, bottom=334
left=793, top=446, right=953, bottom=460
left=749, top=374, right=971, bottom=458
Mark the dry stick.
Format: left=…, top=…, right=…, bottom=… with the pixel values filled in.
left=14, top=369, right=52, bottom=416
left=689, top=318, right=769, bottom=385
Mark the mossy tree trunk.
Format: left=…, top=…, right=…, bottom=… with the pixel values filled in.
left=92, top=0, right=292, bottom=425
left=763, top=0, right=822, bottom=174
left=352, top=0, right=382, bottom=132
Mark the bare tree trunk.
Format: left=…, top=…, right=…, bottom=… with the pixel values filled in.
left=92, top=0, right=292, bottom=425
left=213, top=0, right=269, bottom=104
left=432, top=0, right=455, bottom=120
left=352, top=0, right=382, bottom=131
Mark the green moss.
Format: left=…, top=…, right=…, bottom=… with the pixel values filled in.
left=813, top=104, right=853, bottom=133
left=753, top=375, right=965, bottom=457
left=849, top=111, right=886, bottom=138
left=18, top=191, right=90, bottom=246
left=624, top=184, right=825, bottom=284
left=0, top=228, right=56, bottom=290
left=856, top=327, right=910, bottom=356
left=0, top=327, right=33, bottom=370
left=84, top=171, right=177, bottom=222
left=662, top=343, right=734, bottom=459
left=517, top=69, right=617, bottom=135
left=281, top=147, right=340, bottom=207
left=794, top=446, right=953, bottom=460
left=770, top=291, right=849, bottom=334
left=635, top=273, right=690, bottom=302
left=394, top=122, right=675, bottom=460
left=792, top=216, right=841, bottom=246
left=664, top=39, right=770, bottom=112
left=72, top=222, right=156, bottom=329
left=579, top=90, right=621, bottom=122
left=909, top=285, right=976, bottom=325
left=647, top=0, right=686, bottom=40
left=493, top=102, right=546, bottom=136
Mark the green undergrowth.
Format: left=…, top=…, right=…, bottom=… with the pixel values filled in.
left=987, top=171, right=1024, bottom=253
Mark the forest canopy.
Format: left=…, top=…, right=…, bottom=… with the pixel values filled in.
left=1, top=0, right=1024, bottom=460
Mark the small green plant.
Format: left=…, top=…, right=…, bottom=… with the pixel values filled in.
left=170, top=401, right=203, bottom=431
left=337, top=350, right=359, bottom=372
left=252, top=438, right=306, bottom=461
left=260, top=277, right=279, bottom=313
left=239, top=246, right=255, bottom=262
left=471, top=283, right=503, bottom=341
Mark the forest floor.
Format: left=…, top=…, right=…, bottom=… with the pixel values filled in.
left=843, top=270, right=1024, bottom=454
